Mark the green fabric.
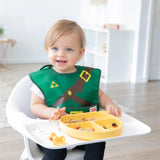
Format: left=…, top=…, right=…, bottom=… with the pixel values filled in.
left=29, top=65, right=101, bottom=113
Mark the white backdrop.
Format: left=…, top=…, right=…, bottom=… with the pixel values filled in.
left=0, top=0, right=141, bottom=64
left=0, top=0, right=81, bottom=63
left=1, top=0, right=157, bottom=83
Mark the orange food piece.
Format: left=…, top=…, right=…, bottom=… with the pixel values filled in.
left=91, top=128, right=95, bottom=132
left=76, top=124, right=81, bottom=129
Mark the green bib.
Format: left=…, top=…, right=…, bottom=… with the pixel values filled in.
left=29, top=65, right=101, bottom=113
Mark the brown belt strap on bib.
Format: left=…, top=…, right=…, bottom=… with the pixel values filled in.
left=53, top=67, right=94, bottom=106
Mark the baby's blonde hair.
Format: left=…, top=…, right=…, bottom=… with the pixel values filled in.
left=44, top=19, right=86, bottom=49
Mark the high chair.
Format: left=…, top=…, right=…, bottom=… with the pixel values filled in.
left=6, top=75, right=85, bottom=160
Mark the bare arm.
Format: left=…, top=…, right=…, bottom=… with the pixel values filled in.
left=30, top=93, right=65, bottom=120
left=99, top=89, right=121, bottom=117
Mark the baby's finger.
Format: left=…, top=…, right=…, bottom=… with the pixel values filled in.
left=49, top=117, right=55, bottom=121
left=117, top=107, right=122, bottom=117
left=49, top=115, right=57, bottom=121
left=115, top=107, right=120, bottom=117
left=59, top=107, right=66, bottom=116
left=61, top=107, right=66, bottom=111
left=57, top=107, right=61, bottom=116
left=57, top=107, right=60, bottom=112
left=50, top=111, right=59, bottom=121
left=107, top=105, right=114, bottom=115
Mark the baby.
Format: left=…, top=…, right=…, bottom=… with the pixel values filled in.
left=29, top=19, right=121, bottom=160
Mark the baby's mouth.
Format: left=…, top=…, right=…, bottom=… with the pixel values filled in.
left=56, top=60, right=67, bottom=64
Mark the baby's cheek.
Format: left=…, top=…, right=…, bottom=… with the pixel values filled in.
left=48, top=54, right=55, bottom=61
left=48, top=52, right=53, bottom=57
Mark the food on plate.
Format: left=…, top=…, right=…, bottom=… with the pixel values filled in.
left=59, top=111, right=123, bottom=140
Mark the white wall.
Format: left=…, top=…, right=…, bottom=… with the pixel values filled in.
left=1, top=0, right=153, bottom=83
left=0, top=0, right=81, bottom=64
left=149, top=0, right=160, bottom=80
left=80, top=0, right=141, bottom=30
left=80, top=0, right=142, bottom=83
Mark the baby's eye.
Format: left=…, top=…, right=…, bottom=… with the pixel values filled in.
left=66, top=48, right=73, bottom=52
left=52, top=47, right=58, bottom=51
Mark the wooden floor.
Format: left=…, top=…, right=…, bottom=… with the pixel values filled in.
left=102, top=81, right=160, bottom=160
left=0, top=65, right=160, bottom=160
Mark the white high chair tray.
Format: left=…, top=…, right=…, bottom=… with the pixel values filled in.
left=25, top=112, right=151, bottom=149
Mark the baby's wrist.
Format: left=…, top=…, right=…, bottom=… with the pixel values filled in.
left=49, top=108, right=57, bottom=119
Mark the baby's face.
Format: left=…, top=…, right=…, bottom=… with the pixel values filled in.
left=47, top=32, right=85, bottom=73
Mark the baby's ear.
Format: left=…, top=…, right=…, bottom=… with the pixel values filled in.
left=80, top=48, right=85, bottom=56
left=78, top=48, right=85, bottom=60
left=45, top=47, right=49, bottom=54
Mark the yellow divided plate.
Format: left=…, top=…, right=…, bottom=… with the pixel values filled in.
left=59, top=111, right=123, bottom=141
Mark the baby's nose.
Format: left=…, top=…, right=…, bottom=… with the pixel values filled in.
left=58, top=50, right=65, bottom=56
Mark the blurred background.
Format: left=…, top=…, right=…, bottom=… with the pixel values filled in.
left=0, top=0, right=159, bottom=83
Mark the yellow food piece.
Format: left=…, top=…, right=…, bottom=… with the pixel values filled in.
left=49, top=132, right=67, bottom=146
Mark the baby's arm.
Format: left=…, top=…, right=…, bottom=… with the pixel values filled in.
left=30, top=93, right=66, bottom=120
left=99, top=89, right=121, bottom=117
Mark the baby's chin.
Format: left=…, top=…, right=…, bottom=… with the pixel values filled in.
left=54, top=66, right=77, bottom=74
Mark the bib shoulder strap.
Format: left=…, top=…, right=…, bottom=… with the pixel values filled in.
left=40, top=64, right=53, bottom=70
left=53, top=67, right=94, bottom=106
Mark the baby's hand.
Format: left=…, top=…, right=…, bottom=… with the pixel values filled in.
left=105, top=104, right=121, bottom=117
left=49, top=107, right=66, bottom=121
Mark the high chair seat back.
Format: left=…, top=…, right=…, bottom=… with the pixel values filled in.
left=6, top=75, right=85, bottom=160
